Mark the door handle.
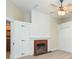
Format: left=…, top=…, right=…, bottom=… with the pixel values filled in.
left=13, top=42, right=15, bottom=45
left=21, top=40, right=25, bottom=42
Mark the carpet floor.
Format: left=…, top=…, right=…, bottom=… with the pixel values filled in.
left=17, top=50, right=72, bottom=59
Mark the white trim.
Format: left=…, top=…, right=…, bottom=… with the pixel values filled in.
left=6, top=17, right=15, bottom=22
left=6, top=17, right=15, bottom=59
left=49, top=48, right=59, bottom=51
left=50, top=48, right=72, bottom=53
left=6, top=17, right=32, bottom=23
left=30, top=37, right=51, bottom=40
left=58, top=49, right=72, bottom=53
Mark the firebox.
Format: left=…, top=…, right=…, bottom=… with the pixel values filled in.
left=34, top=40, right=48, bottom=56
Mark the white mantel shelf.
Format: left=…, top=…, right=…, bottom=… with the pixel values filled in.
left=30, top=36, right=51, bottom=40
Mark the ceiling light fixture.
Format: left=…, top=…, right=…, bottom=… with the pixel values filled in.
left=58, top=7, right=65, bottom=16
left=58, top=0, right=65, bottom=16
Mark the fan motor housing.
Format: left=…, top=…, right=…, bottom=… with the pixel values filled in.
left=60, top=0, right=63, bottom=3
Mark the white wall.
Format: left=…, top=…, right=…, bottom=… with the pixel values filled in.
left=31, top=10, right=51, bottom=38
left=58, top=21, right=72, bottom=52
left=50, top=16, right=58, bottom=50
left=6, top=0, right=24, bottom=21
left=24, top=12, right=31, bottom=22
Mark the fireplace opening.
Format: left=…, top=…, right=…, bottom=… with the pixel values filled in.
left=34, top=40, right=47, bottom=56
left=37, top=43, right=45, bottom=49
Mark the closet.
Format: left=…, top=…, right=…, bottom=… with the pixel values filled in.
left=13, top=21, right=32, bottom=58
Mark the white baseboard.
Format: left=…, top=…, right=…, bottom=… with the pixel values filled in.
left=58, top=49, right=72, bottom=53
left=49, top=48, right=59, bottom=51
left=50, top=48, right=72, bottom=53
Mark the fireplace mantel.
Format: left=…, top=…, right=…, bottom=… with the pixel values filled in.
left=30, top=36, right=51, bottom=40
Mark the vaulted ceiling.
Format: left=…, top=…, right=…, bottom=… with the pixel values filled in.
left=10, top=0, right=72, bottom=21
left=11, top=0, right=72, bottom=13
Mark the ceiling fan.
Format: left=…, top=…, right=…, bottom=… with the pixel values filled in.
left=50, top=0, right=72, bottom=16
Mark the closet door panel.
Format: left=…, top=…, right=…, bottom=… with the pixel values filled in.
left=14, top=21, right=31, bottom=58
left=58, top=21, right=72, bottom=52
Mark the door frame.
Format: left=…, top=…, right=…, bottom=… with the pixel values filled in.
left=6, top=17, right=15, bottom=59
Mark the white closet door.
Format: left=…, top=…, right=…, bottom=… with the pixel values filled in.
left=58, top=21, right=72, bottom=52
left=13, top=21, right=31, bottom=58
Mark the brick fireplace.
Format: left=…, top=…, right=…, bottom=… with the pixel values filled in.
left=34, top=40, right=48, bottom=56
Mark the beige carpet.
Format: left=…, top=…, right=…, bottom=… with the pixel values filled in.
left=17, top=50, right=72, bottom=59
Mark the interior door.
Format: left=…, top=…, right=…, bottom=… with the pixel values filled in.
left=58, top=21, right=72, bottom=52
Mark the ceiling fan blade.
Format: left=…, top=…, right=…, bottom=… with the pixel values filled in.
left=50, top=9, right=58, bottom=14
left=50, top=4, right=58, bottom=13
left=50, top=12, right=54, bottom=14
left=50, top=4, right=57, bottom=7
left=66, top=4, right=72, bottom=7
left=64, top=3, right=72, bottom=13
left=64, top=3, right=72, bottom=9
